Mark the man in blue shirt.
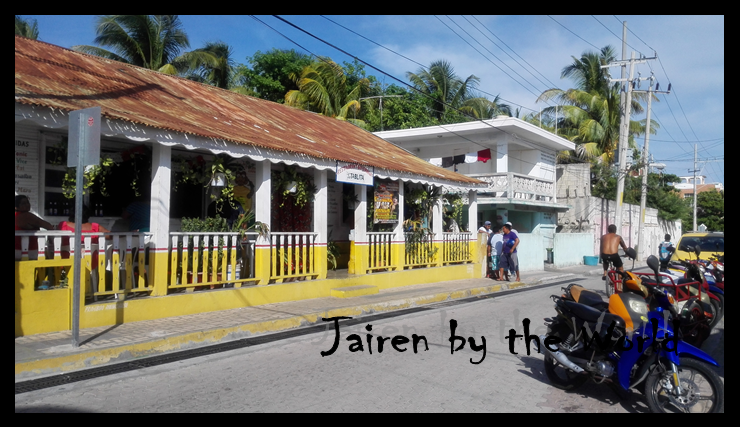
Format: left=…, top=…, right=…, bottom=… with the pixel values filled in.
left=658, top=234, right=675, bottom=270
left=498, top=224, right=520, bottom=282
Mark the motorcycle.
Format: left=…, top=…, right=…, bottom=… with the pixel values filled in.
left=664, top=247, right=724, bottom=328
left=541, top=255, right=723, bottom=412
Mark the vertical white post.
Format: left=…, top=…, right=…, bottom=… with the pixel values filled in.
left=393, top=181, right=405, bottom=241
left=314, top=169, right=328, bottom=278
left=313, top=169, right=327, bottom=245
left=150, top=144, right=171, bottom=250
left=255, top=161, right=271, bottom=233
left=432, top=191, right=444, bottom=236
left=354, top=184, right=367, bottom=244
left=468, top=190, right=478, bottom=234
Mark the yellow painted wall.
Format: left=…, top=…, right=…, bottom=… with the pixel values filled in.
left=16, top=238, right=486, bottom=337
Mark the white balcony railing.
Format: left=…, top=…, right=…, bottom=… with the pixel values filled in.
left=468, top=172, right=555, bottom=202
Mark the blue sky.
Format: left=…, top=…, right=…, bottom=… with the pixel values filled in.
left=23, top=15, right=724, bottom=185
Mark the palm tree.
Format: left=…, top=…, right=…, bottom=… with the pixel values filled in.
left=537, top=46, right=648, bottom=163
left=285, top=58, right=370, bottom=127
left=72, top=15, right=208, bottom=75
left=406, top=60, right=479, bottom=121
left=15, top=15, right=39, bottom=39
left=460, top=95, right=512, bottom=119
left=183, top=41, right=237, bottom=90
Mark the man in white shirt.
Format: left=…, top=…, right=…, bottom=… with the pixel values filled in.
left=478, top=220, right=492, bottom=235
left=487, top=227, right=504, bottom=279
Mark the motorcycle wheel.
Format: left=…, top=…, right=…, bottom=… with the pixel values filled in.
left=605, top=275, right=614, bottom=297
left=645, top=357, right=724, bottom=413
left=709, top=294, right=724, bottom=327
left=543, top=329, right=588, bottom=391
left=680, top=300, right=712, bottom=347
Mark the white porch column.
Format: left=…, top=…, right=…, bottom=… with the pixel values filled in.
left=349, top=184, right=368, bottom=274
left=468, top=189, right=478, bottom=233
left=313, top=169, right=328, bottom=279
left=255, top=161, right=271, bottom=230
left=254, top=160, right=271, bottom=283
left=469, top=190, right=485, bottom=278
left=432, top=190, right=444, bottom=266
left=393, top=180, right=405, bottom=269
left=149, top=143, right=171, bottom=296
left=354, top=184, right=367, bottom=243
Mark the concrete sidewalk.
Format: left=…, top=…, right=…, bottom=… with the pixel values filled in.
left=13, top=263, right=624, bottom=380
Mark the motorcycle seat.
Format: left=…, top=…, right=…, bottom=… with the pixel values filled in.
left=574, top=290, right=609, bottom=311
left=561, top=300, right=625, bottom=329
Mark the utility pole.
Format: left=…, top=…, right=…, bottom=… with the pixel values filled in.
left=634, top=73, right=671, bottom=260
left=603, top=51, right=656, bottom=243
left=692, top=144, right=698, bottom=231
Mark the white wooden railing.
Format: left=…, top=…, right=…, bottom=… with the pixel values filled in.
left=270, top=232, right=318, bottom=282
left=169, top=232, right=258, bottom=291
left=442, top=232, right=473, bottom=264
left=367, top=232, right=396, bottom=272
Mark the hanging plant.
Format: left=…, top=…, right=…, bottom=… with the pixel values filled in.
left=272, top=165, right=317, bottom=208
left=174, top=153, right=248, bottom=212
left=62, top=156, right=118, bottom=198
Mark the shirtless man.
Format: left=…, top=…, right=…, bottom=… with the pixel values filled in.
left=600, top=224, right=629, bottom=280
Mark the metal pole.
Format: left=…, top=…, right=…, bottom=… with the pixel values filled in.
left=637, top=76, right=654, bottom=260
left=614, top=22, right=628, bottom=234
left=615, top=51, right=636, bottom=240
left=71, top=116, right=85, bottom=348
left=693, top=144, right=698, bottom=231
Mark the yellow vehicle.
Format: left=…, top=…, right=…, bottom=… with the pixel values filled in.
left=674, top=232, right=724, bottom=262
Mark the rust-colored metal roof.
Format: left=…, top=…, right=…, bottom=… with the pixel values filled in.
left=15, top=36, right=483, bottom=186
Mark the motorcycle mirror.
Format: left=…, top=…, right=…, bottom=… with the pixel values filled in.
left=626, top=247, right=637, bottom=259
left=647, top=255, right=660, bottom=275
left=694, top=246, right=702, bottom=258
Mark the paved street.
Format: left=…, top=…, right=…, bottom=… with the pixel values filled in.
left=15, top=273, right=724, bottom=412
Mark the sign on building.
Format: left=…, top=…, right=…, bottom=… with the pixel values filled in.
left=373, top=181, right=399, bottom=224
left=336, top=161, right=373, bottom=186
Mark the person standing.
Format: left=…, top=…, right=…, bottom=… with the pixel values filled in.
left=478, top=220, right=492, bottom=235
left=498, top=224, right=520, bottom=282
left=600, top=224, right=629, bottom=280
left=487, top=227, right=503, bottom=279
left=505, top=221, right=518, bottom=234
left=658, top=234, right=675, bottom=270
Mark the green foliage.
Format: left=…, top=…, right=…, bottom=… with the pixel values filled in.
left=271, top=166, right=316, bottom=208
left=236, top=49, right=312, bottom=103
left=15, top=15, right=39, bottom=39
left=327, top=240, right=340, bottom=271
left=537, top=46, right=652, bottom=163
left=181, top=216, right=229, bottom=233
left=444, top=193, right=467, bottom=231
left=406, top=60, right=480, bottom=121
left=683, top=190, right=724, bottom=232
left=590, top=165, right=690, bottom=221
left=72, top=15, right=192, bottom=74
left=363, top=85, right=440, bottom=132
left=174, top=153, right=245, bottom=211
left=285, top=57, right=371, bottom=127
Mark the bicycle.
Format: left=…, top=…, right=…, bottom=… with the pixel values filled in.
left=603, top=247, right=637, bottom=297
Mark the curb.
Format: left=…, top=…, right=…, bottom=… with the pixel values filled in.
left=16, top=275, right=577, bottom=380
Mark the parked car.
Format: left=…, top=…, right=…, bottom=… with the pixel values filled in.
left=674, top=232, right=724, bottom=261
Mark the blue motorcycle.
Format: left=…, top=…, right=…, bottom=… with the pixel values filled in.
left=540, top=255, right=723, bottom=413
